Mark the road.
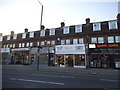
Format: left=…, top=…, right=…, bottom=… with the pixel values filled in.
left=2, top=69, right=119, bottom=89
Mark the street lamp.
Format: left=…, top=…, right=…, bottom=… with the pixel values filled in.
left=37, top=0, right=43, bottom=30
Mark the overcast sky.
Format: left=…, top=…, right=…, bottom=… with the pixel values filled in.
left=0, top=0, right=119, bottom=35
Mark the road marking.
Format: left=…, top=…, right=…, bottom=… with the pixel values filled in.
left=100, top=79, right=118, bottom=82
left=9, top=78, right=64, bottom=85
left=32, top=74, right=74, bottom=78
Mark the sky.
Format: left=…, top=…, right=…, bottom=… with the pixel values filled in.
left=0, top=0, right=119, bottom=35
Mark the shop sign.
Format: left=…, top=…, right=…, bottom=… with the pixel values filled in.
left=55, top=44, right=85, bottom=54
left=1, top=48, right=10, bottom=53
left=31, top=48, right=38, bottom=54
left=97, top=44, right=119, bottom=48
left=12, top=48, right=29, bottom=52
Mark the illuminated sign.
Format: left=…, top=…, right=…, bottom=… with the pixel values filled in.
left=97, top=44, right=119, bottom=48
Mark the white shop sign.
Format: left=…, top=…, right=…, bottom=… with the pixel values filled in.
left=12, top=48, right=29, bottom=51
left=55, top=44, right=85, bottom=54
left=1, top=48, right=10, bottom=53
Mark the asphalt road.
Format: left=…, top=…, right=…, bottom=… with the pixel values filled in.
left=2, top=69, right=119, bottom=89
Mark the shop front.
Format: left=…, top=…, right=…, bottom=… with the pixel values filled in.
left=89, top=44, right=120, bottom=69
left=55, top=44, right=86, bottom=68
left=11, top=48, right=30, bottom=64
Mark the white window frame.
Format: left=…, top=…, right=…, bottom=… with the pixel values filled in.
left=61, top=40, right=65, bottom=45
left=73, top=39, right=78, bottom=45
left=40, top=30, right=45, bottom=37
left=79, top=38, right=84, bottom=44
left=26, top=43, right=29, bottom=47
left=91, top=37, right=97, bottom=43
left=0, top=36, right=3, bottom=41
left=37, top=42, right=40, bottom=46
left=41, top=41, right=45, bottom=45
left=22, top=33, right=26, bottom=39
left=75, top=25, right=82, bottom=33
left=47, top=41, right=50, bottom=45
left=108, top=20, right=118, bottom=30
left=30, top=42, right=33, bottom=47
left=29, top=32, right=34, bottom=38
left=13, top=34, right=17, bottom=39
left=51, top=40, right=55, bottom=45
left=115, top=36, right=120, bottom=43
left=19, top=43, right=22, bottom=48
left=50, top=29, right=55, bottom=36
left=13, top=44, right=15, bottom=48
left=108, top=36, right=114, bottom=43
left=63, top=26, right=69, bottom=34
left=98, top=37, right=104, bottom=44
left=7, top=35, right=11, bottom=40
left=93, top=23, right=101, bottom=31
left=22, top=43, right=25, bottom=47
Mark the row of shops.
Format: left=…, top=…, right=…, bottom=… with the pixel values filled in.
left=1, top=43, right=120, bottom=69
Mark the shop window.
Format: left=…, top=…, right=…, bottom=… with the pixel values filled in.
left=51, top=40, right=55, bottom=45
left=75, top=25, right=82, bottom=33
left=22, top=43, right=25, bottom=47
left=7, top=35, right=10, bottom=40
left=98, top=37, right=104, bottom=44
left=75, top=55, right=85, bottom=66
left=66, top=39, right=71, bottom=45
left=61, top=40, right=65, bottom=45
left=73, top=39, right=78, bottom=44
left=29, top=32, right=34, bottom=38
left=0, top=36, right=3, bottom=41
left=19, top=43, right=21, bottom=48
left=41, top=41, right=45, bottom=45
left=26, top=43, right=29, bottom=47
left=13, top=34, right=17, bottom=39
left=50, top=29, right=55, bottom=36
left=47, top=41, right=50, bottom=45
left=91, top=37, right=97, bottom=43
left=37, top=42, right=40, bottom=46
left=115, top=36, right=120, bottom=43
left=40, top=30, right=45, bottom=37
left=63, top=26, right=69, bottom=34
left=93, top=23, right=101, bottom=31
left=22, top=33, right=26, bottom=39
left=108, top=36, right=114, bottom=43
left=30, top=42, right=33, bottom=47
left=13, top=44, right=15, bottom=48
left=108, top=20, right=118, bottom=30
left=79, top=38, right=84, bottom=44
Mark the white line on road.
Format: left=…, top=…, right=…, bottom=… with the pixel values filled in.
left=100, top=79, right=118, bottom=82
left=32, top=74, right=74, bottom=78
left=9, top=78, right=64, bottom=85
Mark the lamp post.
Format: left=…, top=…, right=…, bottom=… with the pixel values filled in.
left=37, top=0, right=43, bottom=30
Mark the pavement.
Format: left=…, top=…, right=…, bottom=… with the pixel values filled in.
left=2, top=65, right=119, bottom=76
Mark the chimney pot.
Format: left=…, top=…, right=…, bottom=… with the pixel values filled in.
left=86, top=18, right=90, bottom=24
left=24, top=28, right=28, bottom=32
left=61, top=22, right=65, bottom=27
left=41, top=25, right=45, bottom=30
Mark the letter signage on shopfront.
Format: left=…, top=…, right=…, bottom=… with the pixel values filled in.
left=12, top=48, right=30, bottom=52
left=55, top=44, right=85, bottom=54
left=97, top=44, right=119, bottom=48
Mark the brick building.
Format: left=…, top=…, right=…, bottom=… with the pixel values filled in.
left=1, top=16, right=120, bottom=68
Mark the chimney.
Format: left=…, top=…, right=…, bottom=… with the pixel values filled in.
left=117, top=13, right=120, bottom=22
left=24, top=28, right=28, bottom=32
left=11, top=31, right=14, bottom=36
left=41, top=25, right=45, bottom=30
left=86, top=18, right=90, bottom=24
left=61, top=22, right=65, bottom=27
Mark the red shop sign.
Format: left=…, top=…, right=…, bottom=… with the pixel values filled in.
left=97, top=44, right=119, bottom=48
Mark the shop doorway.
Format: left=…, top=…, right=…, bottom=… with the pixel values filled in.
left=65, top=55, right=73, bottom=67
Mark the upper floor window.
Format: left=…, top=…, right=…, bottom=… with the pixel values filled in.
left=22, top=33, right=26, bottom=39
left=61, top=40, right=65, bottom=45
left=22, top=43, right=25, bottom=47
left=7, top=35, right=10, bottom=40
left=40, top=30, right=45, bottom=37
left=115, top=36, right=120, bottom=43
left=26, top=43, right=29, bottom=47
left=37, top=42, right=40, bottom=46
left=50, top=29, right=55, bottom=36
left=47, top=41, right=50, bottom=45
left=13, top=44, right=15, bottom=48
left=30, top=42, right=33, bottom=47
left=63, top=27, right=69, bottom=34
left=108, top=21, right=118, bottom=30
left=66, top=39, right=71, bottom=45
left=91, top=37, right=97, bottom=43
left=108, top=36, right=114, bottom=43
left=93, top=23, right=101, bottom=31
left=19, top=43, right=22, bottom=48
left=73, top=39, right=78, bottom=44
left=75, top=25, right=82, bottom=33
left=0, top=36, right=3, bottom=41
left=29, top=32, right=34, bottom=38
left=79, top=38, right=84, bottom=44
left=13, top=34, right=17, bottom=39
left=98, top=37, right=104, bottom=44
left=41, top=41, right=45, bottom=45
